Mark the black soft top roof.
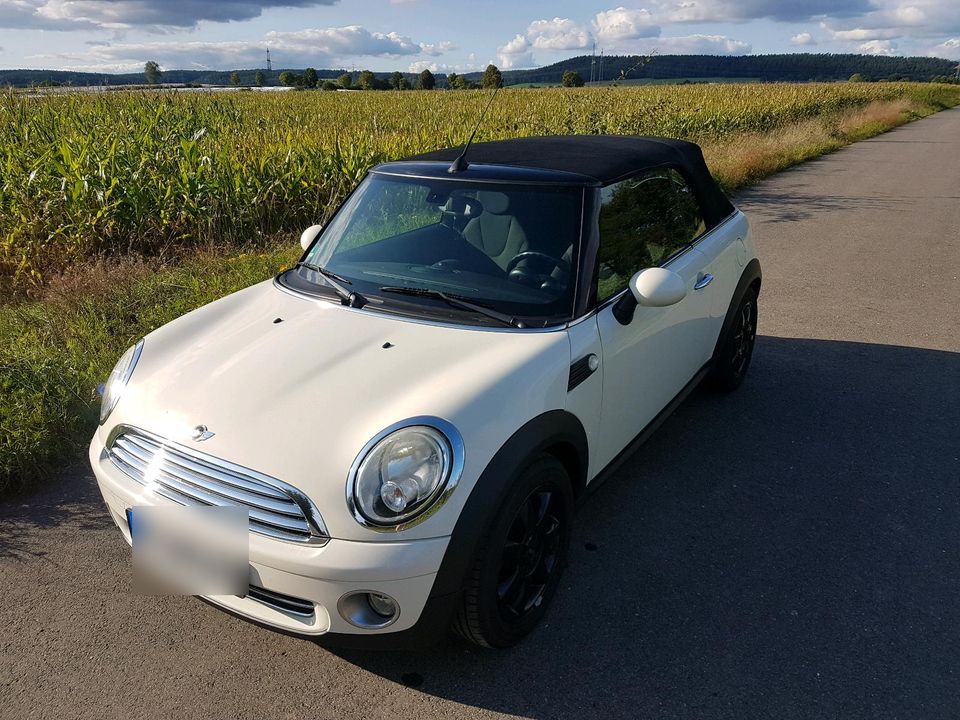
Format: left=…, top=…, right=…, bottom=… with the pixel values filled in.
left=409, top=135, right=735, bottom=228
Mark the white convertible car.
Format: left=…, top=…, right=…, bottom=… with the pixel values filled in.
left=90, top=135, right=760, bottom=648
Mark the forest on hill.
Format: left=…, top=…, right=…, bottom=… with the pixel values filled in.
left=1, top=53, right=956, bottom=88
left=482, top=53, right=958, bottom=85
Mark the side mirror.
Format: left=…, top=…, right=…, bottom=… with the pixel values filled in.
left=630, top=267, right=686, bottom=307
left=300, top=224, right=324, bottom=251
left=613, top=267, right=686, bottom=325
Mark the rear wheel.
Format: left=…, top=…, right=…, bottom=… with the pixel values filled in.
left=708, top=287, right=758, bottom=393
left=453, top=454, right=573, bottom=648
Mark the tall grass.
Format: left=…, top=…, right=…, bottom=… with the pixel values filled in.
left=3, top=82, right=959, bottom=290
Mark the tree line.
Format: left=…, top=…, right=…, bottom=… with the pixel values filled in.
left=137, top=62, right=507, bottom=91
left=276, top=64, right=506, bottom=91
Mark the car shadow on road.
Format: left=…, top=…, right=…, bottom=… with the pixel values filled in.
left=0, top=461, right=113, bottom=560
left=328, top=336, right=960, bottom=719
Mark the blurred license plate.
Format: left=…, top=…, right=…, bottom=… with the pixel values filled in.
left=127, top=506, right=248, bottom=596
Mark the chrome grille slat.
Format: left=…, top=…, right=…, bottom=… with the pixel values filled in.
left=107, top=427, right=327, bottom=545
left=120, top=434, right=289, bottom=500
left=111, top=444, right=311, bottom=532
left=113, top=438, right=305, bottom=517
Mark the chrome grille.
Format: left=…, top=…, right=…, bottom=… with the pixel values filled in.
left=247, top=584, right=315, bottom=618
left=107, top=426, right=327, bottom=545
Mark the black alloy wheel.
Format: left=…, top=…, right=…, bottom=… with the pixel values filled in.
left=454, top=454, right=573, bottom=648
left=708, top=286, right=758, bottom=392
left=496, top=487, right=563, bottom=622
left=731, top=295, right=757, bottom=378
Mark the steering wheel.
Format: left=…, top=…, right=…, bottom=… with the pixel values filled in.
left=504, top=251, right=571, bottom=293
left=505, top=251, right=570, bottom=276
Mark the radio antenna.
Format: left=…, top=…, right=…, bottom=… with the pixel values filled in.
left=448, top=85, right=500, bottom=174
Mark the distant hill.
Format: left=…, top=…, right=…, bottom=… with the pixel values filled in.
left=480, top=53, right=958, bottom=85
left=1, top=53, right=956, bottom=88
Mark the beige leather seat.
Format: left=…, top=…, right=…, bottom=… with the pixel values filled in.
left=462, top=191, right=528, bottom=271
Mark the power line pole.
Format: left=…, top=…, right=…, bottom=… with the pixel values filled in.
left=590, top=43, right=596, bottom=83
left=599, top=49, right=604, bottom=83
left=265, top=49, right=272, bottom=72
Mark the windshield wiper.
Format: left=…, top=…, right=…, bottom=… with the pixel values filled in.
left=296, top=262, right=365, bottom=308
left=379, top=286, right=525, bottom=328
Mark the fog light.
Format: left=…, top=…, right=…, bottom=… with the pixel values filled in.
left=338, top=590, right=400, bottom=629
left=367, top=592, right=397, bottom=618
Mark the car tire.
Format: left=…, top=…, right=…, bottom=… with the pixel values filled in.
left=708, top=286, right=758, bottom=393
left=453, top=454, right=573, bottom=648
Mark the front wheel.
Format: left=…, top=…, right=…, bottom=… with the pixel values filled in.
left=453, top=454, right=573, bottom=648
left=708, top=287, right=758, bottom=393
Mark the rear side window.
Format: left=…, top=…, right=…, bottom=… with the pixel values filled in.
left=596, top=168, right=706, bottom=302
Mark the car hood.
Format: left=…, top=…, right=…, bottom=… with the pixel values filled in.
left=103, top=279, right=571, bottom=541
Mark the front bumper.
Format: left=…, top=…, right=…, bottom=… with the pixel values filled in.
left=89, top=437, right=449, bottom=637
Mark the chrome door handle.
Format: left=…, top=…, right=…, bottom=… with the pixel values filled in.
left=694, top=273, right=714, bottom=290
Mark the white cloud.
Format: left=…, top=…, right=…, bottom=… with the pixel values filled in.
left=419, top=41, right=456, bottom=56
left=527, top=17, right=592, bottom=50
left=819, top=0, right=960, bottom=47
left=409, top=54, right=482, bottom=74
left=929, top=37, right=960, bottom=59
left=496, top=34, right=535, bottom=69
left=498, top=7, right=757, bottom=64
left=593, top=7, right=659, bottom=47
left=264, top=26, right=422, bottom=57
left=791, top=32, right=815, bottom=45
left=623, top=0, right=873, bottom=24
left=651, top=34, right=751, bottom=54
left=828, top=27, right=901, bottom=41
left=28, top=24, right=454, bottom=72
left=859, top=39, right=897, bottom=54
left=894, top=5, right=927, bottom=25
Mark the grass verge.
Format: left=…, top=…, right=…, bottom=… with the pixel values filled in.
left=703, top=95, right=952, bottom=189
left=1, top=91, right=958, bottom=496
left=0, top=246, right=297, bottom=494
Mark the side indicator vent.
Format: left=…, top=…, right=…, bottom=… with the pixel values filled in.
left=568, top=353, right=599, bottom=391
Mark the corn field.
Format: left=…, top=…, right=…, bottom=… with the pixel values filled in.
left=2, top=82, right=958, bottom=287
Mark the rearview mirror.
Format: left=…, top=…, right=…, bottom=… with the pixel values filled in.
left=445, top=195, right=484, bottom=219
left=630, top=268, right=686, bottom=307
left=300, top=224, right=324, bottom=251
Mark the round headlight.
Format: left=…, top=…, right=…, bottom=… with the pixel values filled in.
left=99, top=339, right=144, bottom=424
left=350, top=422, right=460, bottom=527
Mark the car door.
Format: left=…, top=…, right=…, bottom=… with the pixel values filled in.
left=592, top=169, right=715, bottom=470
left=692, top=210, right=750, bottom=344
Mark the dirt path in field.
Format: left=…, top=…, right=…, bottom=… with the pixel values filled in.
left=2, top=107, right=959, bottom=720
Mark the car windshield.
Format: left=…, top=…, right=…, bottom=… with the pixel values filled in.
left=294, top=173, right=584, bottom=326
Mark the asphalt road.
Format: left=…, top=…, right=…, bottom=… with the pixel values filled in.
left=2, top=108, right=959, bottom=720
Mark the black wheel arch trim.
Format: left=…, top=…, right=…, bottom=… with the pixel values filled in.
left=712, top=258, right=761, bottom=361
left=430, top=410, right=588, bottom=599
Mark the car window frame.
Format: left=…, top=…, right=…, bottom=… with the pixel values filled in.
left=581, top=163, right=712, bottom=311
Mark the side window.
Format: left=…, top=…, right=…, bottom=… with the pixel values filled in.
left=596, top=168, right=706, bottom=302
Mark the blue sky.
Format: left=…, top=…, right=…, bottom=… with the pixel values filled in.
left=0, top=0, right=957, bottom=73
